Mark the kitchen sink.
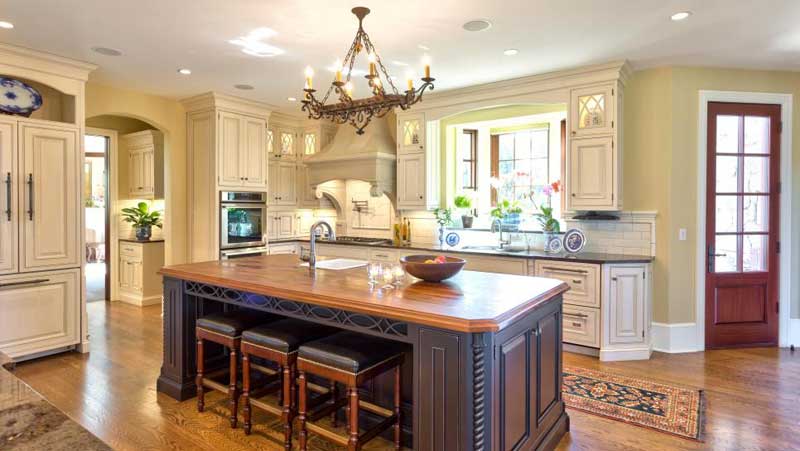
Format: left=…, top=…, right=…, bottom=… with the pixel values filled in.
left=300, top=258, right=368, bottom=270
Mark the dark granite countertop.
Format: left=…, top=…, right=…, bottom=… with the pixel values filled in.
left=119, top=238, right=165, bottom=243
left=0, top=351, right=111, bottom=450
left=273, top=238, right=653, bottom=264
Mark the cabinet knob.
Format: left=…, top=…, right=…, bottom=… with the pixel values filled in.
left=418, top=195, right=423, bottom=200
left=571, top=131, right=576, bottom=136
left=612, top=277, right=618, bottom=281
left=571, top=193, right=576, bottom=197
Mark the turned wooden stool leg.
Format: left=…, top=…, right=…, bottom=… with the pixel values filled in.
left=242, top=352, right=252, bottom=435
left=394, top=365, right=401, bottom=450
left=330, top=381, right=339, bottom=428
left=277, top=365, right=285, bottom=407
left=228, top=347, right=239, bottom=428
left=196, top=338, right=205, bottom=413
left=298, top=371, right=309, bottom=451
left=348, top=386, right=360, bottom=451
left=282, top=365, right=293, bottom=450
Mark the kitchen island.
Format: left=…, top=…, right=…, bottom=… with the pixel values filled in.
left=158, top=254, right=570, bottom=450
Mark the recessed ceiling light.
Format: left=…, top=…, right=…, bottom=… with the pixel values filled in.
left=177, top=68, right=192, bottom=75
left=462, top=19, right=492, bottom=32
left=503, top=48, right=519, bottom=56
left=235, top=84, right=254, bottom=90
left=287, top=97, right=297, bottom=102
left=0, top=21, right=14, bottom=30
left=417, top=44, right=430, bottom=51
left=91, top=46, right=122, bottom=56
left=670, top=11, right=691, bottom=21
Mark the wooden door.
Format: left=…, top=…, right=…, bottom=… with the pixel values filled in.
left=242, top=117, right=267, bottom=188
left=568, top=136, right=614, bottom=209
left=0, top=120, right=17, bottom=274
left=397, top=153, right=424, bottom=207
left=608, top=266, right=646, bottom=345
left=20, top=124, right=79, bottom=272
left=218, top=112, right=243, bottom=187
left=705, top=102, right=781, bottom=348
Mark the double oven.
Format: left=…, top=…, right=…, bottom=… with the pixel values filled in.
left=219, top=191, right=269, bottom=259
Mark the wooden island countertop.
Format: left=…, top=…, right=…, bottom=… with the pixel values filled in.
left=160, top=254, right=568, bottom=333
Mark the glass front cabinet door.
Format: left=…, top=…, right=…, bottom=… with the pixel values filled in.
left=398, top=113, right=425, bottom=154
left=570, top=84, right=616, bottom=137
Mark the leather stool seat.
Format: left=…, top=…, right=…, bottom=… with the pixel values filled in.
left=242, top=319, right=339, bottom=353
left=196, top=311, right=277, bottom=337
left=299, top=331, right=406, bottom=374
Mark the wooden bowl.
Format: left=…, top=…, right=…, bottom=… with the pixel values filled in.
left=400, top=255, right=466, bottom=282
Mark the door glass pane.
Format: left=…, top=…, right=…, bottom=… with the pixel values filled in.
left=85, top=135, right=107, bottom=154
left=743, top=195, right=768, bottom=232
left=714, top=234, right=738, bottom=272
left=715, top=156, right=739, bottom=193
left=716, top=115, right=740, bottom=153
left=226, top=207, right=264, bottom=244
left=743, top=156, right=769, bottom=193
left=715, top=196, right=738, bottom=232
left=578, top=94, right=605, bottom=129
left=403, top=119, right=421, bottom=146
left=743, top=234, right=767, bottom=272
left=744, top=116, right=769, bottom=154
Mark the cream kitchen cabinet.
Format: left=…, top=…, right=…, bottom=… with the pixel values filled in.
left=296, top=163, right=319, bottom=208
left=600, top=264, right=651, bottom=361
left=118, top=240, right=165, bottom=306
left=395, top=113, right=440, bottom=210
left=20, top=122, right=80, bottom=272
left=267, top=210, right=296, bottom=240
left=570, top=84, right=616, bottom=138
left=0, top=269, right=80, bottom=358
left=123, top=130, right=164, bottom=199
left=268, top=161, right=296, bottom=206
left=269, top=242, right=299, bottom=255
left=0, top=120, right=17, bottom=275
left=218, top=112, right=267, bottom=189
left=269, top=128, right=297, bottom=160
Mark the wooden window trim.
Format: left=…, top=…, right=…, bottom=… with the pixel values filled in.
left=490, top=134, right=499, bottom=205
left=462, top=129, right=478, bottom=190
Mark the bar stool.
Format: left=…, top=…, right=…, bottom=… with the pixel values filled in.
left=195, top=311, right=277, bottom=428
left=240, top=318, right=340, bottom=449
left=297, top=331, right=405, bottom=451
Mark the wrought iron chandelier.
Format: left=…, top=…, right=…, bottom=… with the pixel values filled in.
left=301, top=6, right=435, bottom=135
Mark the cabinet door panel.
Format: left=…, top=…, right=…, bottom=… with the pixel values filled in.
left=218, top=112, right=243, bottom=187
left=608, top=267, right=646, bottom=344
left=499, top=332, right=532, bottom=451
left=20, top=124, right=79, bottom=271
left=142, top=149, right=155, bottom=195
left=0, top=269, right=79, bottom=358
left=398, top=114, right=425, bottom=154
left=568, top=136, right=614, bottom=209
left=0, top=120, right=17, bottom=274
left=418, top=328, right=461, bottom=451
left=277, top=162, right=296, bottom=205
left=243, top=117, right=267, bottom=187
left=570, top=84, right=615, bottom=137
left=397, top=153, right=424, bottom=208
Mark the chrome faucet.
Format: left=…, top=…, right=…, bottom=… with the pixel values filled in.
left=309, top=220, right=336, bottom=268
left=491, top=218, right=511, bottom=249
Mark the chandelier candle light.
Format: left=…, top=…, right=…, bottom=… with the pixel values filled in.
left=301, top=6, right=435, bottom=134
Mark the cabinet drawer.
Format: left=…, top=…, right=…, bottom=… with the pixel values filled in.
left=562, top=305, right=600, bottom=348
left=534, top=260, right=600, bottom=308
left=315, top=244, right=369, bottom=260
left=368, top=249, right=397, bottom=262
left=120, top=243, right=143, bottom=258
left=0, top=269, right=80, bottom=358
left=269, top=243, right=298, bottom=255
left=457, top=254, right=527, bottom=275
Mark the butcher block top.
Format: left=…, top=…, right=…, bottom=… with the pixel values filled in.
left=160, top=254, right=569, bottom=333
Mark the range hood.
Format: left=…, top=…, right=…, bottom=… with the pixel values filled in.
left=305, top=117, right=396, bottom=198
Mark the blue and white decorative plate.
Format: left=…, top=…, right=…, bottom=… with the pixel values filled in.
left=547, top=237, right=563, bottom=253
left=445, top=232, right=460, bottom=247
left=0, top=78, right=43, bottom=117
left=563, top=228, right=586, bottom=254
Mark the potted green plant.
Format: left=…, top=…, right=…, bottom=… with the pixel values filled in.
left=490, top=199, right=523, bottom=232
left=453, top=194, right=474, bottom=229
left=530, top=181, right=562, bottom=252
left=122, top=201, right=163, bottom=241
left=433, top=207, right=453, bottom=246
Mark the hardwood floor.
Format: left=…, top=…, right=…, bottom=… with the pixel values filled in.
left=11, top=302, right=800, bottom=450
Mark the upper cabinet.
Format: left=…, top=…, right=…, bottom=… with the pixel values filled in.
left=398, top=113, right=425, bottom=154
left=396, top=112, right=440, bottom=210
left=268, top=127, right=297, bottom=160
left=217, top=111, right=267, bottom=189
left=122, top=130, right=164, bottom=199
left=268, top=161, right=296, bottom=206
left=567, top=81, right=623, bottom=211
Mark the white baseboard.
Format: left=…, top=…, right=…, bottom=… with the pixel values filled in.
left=652, top=322, right=700, bottom=353
left=599, top=347, right=653, bottom=362
left=789, top=319, right=800, bottom=348
left=119, top=293, right=163, bottom=307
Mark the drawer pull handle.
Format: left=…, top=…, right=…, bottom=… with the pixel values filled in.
left=542, top=266, right=589, bottom=274
left=4, top=172, right=10, bottom=221
left=26, top=173, right=33, bottom=220
left=572, top=279, right=582, bottom=284
left=571, top=322, right=583, bottom=328
left=563, top=312, right=589, bottom=319
left=0, top=278, right=49, bottom=288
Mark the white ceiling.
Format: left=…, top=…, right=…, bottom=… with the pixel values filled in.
left=1, top=0, right=798, bottom=114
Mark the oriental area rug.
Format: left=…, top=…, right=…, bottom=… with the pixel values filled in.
left=563, top=366, right=705, bottom=441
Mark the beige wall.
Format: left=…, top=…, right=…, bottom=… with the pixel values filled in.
left=85, top=82, right=187, bottom=265
left=624, top=67, right=800, bottom=323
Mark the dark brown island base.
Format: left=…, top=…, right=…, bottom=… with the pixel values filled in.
left=158, top=254, right=570, bottom=450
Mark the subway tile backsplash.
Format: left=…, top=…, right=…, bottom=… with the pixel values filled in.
left=564, top=211, right=656, bottom=257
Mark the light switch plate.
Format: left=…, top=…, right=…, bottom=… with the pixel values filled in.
left=679, top=228, right=687, bottom=241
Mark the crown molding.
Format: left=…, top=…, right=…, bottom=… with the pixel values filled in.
left=0, top=43, right=97, bottom=82
left=180, top=91, right=273, bottom=119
